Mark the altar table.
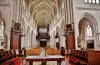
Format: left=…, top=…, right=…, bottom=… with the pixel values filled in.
left=26, top=55, right=65, bottom=65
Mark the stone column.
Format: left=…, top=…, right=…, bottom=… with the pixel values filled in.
left=65, top=0, right=74, bottom=24
left=96, top=33, right=100, bottom=49
left=60, top=35, right=66, bottom=48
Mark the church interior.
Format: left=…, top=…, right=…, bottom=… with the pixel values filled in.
left=0, top=0, right=100, bottom=65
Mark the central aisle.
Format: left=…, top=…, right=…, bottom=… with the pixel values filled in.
left=40, top=48, right=46, bottom=56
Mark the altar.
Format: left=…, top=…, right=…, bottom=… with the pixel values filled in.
left=26, top=55, right=65, bottom=65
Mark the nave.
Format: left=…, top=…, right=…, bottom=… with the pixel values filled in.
left=1, top=0, right=100, bottom=65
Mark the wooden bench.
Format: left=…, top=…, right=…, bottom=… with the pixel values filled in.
left=46, top=48, right=60, bottom=55
left=68, top=49, right=88, bottom=65
left=26, top=47, right=41, bottom=55
left=88, top=49, right=100, bottom=65
left=0, top=49, right=26, bottom=64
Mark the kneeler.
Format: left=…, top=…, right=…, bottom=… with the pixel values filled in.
left=10, top=57, right=21, bottom=65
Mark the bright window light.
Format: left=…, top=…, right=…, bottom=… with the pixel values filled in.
left=86, top=25, right=92, bottom=37
left=96, top=0, right=99, bottom=4
left=88, top=0, right=92, bottom=3
left=85, top=0, right=88, bottom=2
left=92, top=0, right=96, bottom=3
left=85, top=0, right=100, bottom=4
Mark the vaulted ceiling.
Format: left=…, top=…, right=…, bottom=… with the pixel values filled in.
left=25, top=0, right=62, bottom=27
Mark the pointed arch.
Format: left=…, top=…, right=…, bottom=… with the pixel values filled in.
left=78, top=13, right=97, bottom=49
left=0, top=12, right=6, bottom=49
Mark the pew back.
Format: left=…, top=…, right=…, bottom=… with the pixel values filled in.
left=88, top=49, right=100, bottom=65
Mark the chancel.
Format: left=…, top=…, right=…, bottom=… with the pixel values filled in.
left=0, top=0, right=100, bottom=65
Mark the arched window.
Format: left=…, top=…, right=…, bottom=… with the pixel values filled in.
left=88, top=0, right=92, bottom=3
left=0, top=20, right=4, bottom=49
left=86, top=25, right=92, bottom=37
left=0, top=21, right=4, bottom=37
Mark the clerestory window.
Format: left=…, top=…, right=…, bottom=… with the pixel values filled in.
left=85, top=0, right=100, bottom=4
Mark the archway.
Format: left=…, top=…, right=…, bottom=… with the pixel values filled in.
left=78, top=13, right=97, bottom=50
left=0, top=20, right=5, bottom=49
left=0, top=14, right=6, bottom=50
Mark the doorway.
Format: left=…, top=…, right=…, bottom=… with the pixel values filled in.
left=40, top=41, right=47, bottom=47
left=87, top=40, right=94, bottom=49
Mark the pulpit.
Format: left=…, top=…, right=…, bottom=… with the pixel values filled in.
left=65, top=24, right=75, bottom=49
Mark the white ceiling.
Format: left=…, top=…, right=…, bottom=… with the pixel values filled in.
left=25, top=0, right=62, bottom=27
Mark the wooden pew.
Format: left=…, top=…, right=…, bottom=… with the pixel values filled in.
left=0, top=49, right=26, bottom=64
left=0, top=52, right=6, bottom=63
left=88, top=49, right=100, bottom=65
left=46, top=48, right=60, bottom=55
left=68, top=49, right=88, bottom=65
left=26, top=47, right=41, bottom=55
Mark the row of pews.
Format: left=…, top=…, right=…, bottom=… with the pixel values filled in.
left=45, top=48, right=60, bottom=55
left=26, top=47, right=60, bottom=55
left=68, top=49, right=88, bottom=65
left=88, top=49, right=100, bottom=65
left=26, top=47, right=41, bottom=55
left=0, top=49, right=26, bottom=64
left=1, top=48, right=100, bottom=65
